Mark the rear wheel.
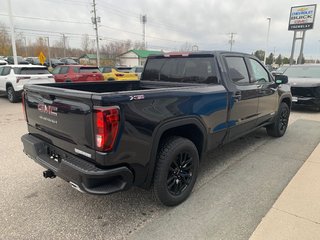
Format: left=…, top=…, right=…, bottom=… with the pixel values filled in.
left=153, top=137, right=199, bottom=206
left=266, top=102, right=290, bottom=137
left=7, top=86, right=19, bottom=103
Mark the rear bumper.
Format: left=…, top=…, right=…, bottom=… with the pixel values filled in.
left=21, top=134, right=134, bottom=195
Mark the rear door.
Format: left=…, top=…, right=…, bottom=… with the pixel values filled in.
left=223, top=55, right=260, bottom=141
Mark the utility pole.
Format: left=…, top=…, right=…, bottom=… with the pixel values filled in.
left=7, top=0, right=18, bottom=64
left=92, top=0, right=101, bottom=67
left=228, top=32, right=236, bottom=51
left=46, top=37, right=51, bottom=68
left=264, top=17, right=271, bottom=65
left=141, top=15, right=147, bottom=49
left=62, top=34, right=66, bottom=57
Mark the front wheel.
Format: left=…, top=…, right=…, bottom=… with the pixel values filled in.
left=153, top=137, right=199, bottom=206
left=7, top=86, right=19, bottom=103
left=266, top=102, right=290, bottom=137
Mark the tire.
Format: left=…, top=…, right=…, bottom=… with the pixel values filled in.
left=153, top=136, right=199, bottom=206
left=7, top=86, right=19, bottom=103
left=107, top=78, right=115, bottom=81
left=266, top=102, right=290, bottom=137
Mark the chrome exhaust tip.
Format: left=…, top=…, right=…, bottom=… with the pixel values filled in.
left=69, top=181, right=84, bottom=193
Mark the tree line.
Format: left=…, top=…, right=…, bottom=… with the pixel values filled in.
left=0, top=22, right=144, bottom=64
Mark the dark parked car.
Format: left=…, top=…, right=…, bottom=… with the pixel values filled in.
left=25, top=57, right=41, bottom=65
left=44, top=58, right=64, bottom=68
left=59, top=58, right=79, bottom=65
left=6, top=56, right=29, bottom=65
left=283, top=64, right=320, bottom=110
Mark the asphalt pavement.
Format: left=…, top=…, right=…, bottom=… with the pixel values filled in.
left=0, top=96, right=319, bottom=240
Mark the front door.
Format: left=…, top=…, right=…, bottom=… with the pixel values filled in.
left=247, top=58, right=278, bottom=125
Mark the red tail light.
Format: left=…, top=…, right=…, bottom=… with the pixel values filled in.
left=115, top=73, right=124, bottom=77
left=94, top=106, right=120, bottom=152
left=21, top=92, right=27, bottom=122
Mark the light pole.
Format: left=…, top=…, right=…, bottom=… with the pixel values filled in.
left=263, top=17, right=271, bottom=65
left=317, top=40, right=320, bottom=63
left=7, top=0, right=17, bottom=64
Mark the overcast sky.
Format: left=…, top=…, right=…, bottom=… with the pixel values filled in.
left=1, top=0, right=320, bottom=59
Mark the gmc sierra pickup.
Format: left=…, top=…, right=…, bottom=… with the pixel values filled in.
left=21, top=51, right=291, bottom=206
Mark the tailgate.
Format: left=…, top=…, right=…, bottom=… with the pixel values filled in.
left=78, top=73, right=102, bottom=82
left=24, top=86, right=96, bottom=160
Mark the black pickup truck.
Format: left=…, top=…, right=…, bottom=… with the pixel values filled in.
left=21, top=51, right=291, bottom=206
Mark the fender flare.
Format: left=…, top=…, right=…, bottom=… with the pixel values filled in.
left=143, top=116, right=207, bottom=188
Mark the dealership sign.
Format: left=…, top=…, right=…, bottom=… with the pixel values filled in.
left=288, top=4, right=317, bottom=31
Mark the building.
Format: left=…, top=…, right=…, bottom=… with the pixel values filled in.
left=118, top=49, right=163, bottom=66
left=79, top=54, right=113, bottom=65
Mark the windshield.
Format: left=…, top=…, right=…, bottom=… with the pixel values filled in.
left=284, top=66, right=320, bottom=78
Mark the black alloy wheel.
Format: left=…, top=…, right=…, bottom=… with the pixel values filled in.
left=167, top=152, right=194, bottom=196
left=278, top=106, right=289, bottom=133
left=153, top=136, right=199, bottom=206
left=266, top=102, right=290, bottom=137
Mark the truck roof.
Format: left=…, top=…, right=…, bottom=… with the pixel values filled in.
left=148, top=51, right=253, bottom=58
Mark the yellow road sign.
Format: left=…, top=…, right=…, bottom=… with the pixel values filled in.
left=38, top=51, right=46, bottom=65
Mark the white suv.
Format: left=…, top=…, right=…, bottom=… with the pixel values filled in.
left=0, top=65, right=55, bottom=103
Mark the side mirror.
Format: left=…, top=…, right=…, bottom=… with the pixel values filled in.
left=274, top=75, right=288, bottom=84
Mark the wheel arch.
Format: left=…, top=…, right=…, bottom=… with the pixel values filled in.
left=281, top=96, right=292, bottom=109
left=144, top=117, right=207, bottom=188
left=6, top=82, right=13, bottom=90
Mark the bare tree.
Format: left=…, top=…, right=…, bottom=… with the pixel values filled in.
left=0, top=22, right=11, bottom=56
left=81, top=34, right=90, bottom=53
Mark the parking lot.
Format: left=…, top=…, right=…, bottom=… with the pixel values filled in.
left=1, top=96, right=320, bottom=240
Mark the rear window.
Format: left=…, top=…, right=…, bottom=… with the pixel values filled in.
left=143, top=57, right=219, bottom=84
left=74, top=67, right=100, bottom=73
left=13, top=67, right=50, bottom=75
left=116, top=67, right=132, bottom=72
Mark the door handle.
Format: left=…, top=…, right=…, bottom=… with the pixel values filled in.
left=233, top=91, right=241, bottom=102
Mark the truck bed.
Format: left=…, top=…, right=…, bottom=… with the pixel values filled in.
left=36, top=80, right=203, bottom=94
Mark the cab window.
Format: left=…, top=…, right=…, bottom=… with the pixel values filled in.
left=225, top=57, right=250, bottom=85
